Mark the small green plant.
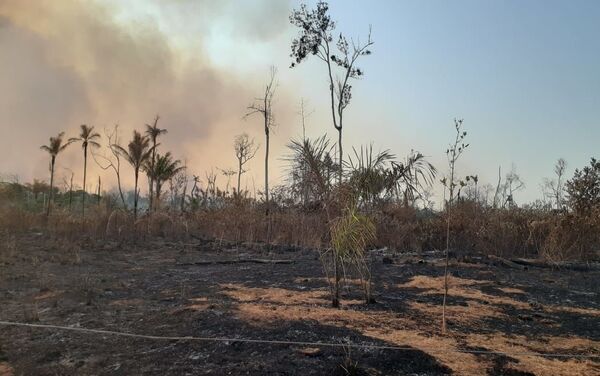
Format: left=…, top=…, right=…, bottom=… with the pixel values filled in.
left=336, top=343, right=362, bottom=376
left=329, top=202, right=376, bottom=305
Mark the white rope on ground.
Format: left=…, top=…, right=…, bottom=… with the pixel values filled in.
left=1, top=320, right=598, bottom=360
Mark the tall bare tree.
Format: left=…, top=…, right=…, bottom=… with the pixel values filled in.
left=92, top=125, right=127, bottom=209
left=114, top=131, right=153, bottom=220
left=40, top=132, right=73, bottom=216
left=290, top=1, right=373, bottom=185
left=245, top=66, right=277, bottom=216
left=296, top=98, right=315, bottom=206
left=63, top=168, right=75, bottom=211
left=502, top=164, right=525, bottom=208
left=70, top=125, right=101, bottom=219
left=145, top=115, right=167, bottom=211
left=233, top=133, right=258, bottom=197
left=297, top=98, right=314, bottom=141
left=542, top=158, right=567, bottom=210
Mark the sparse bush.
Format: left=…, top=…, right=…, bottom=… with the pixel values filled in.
left=566, top=158, right=600, bottom=215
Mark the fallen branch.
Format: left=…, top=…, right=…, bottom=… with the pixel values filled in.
left=177, top=259, right=294, bottom=266
left=511, top=258, right=600, bottom=272
left=487, top=255, right=527, bottom=270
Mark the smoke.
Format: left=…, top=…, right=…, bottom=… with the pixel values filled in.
left=0, top=0, right=296, bottom=191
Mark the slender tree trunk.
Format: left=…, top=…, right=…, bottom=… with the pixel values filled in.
left=237, top=159, right=242, bottom=196
left=332, top=127, right=343, bottom=308
left=325, top=46, right=338, bottom=133
left=180, top=182, right=187, bottom=212
left=97, top=176, right=101, bottom=205
left=337, top=128, right=343, bottom=186
left=493, top=166, right=501, bottom=208
left=442, top=157, right=456, bottom=335
left=324, top=44, right=343, bottom=308
left=265, top=125, right=270, bottom=216
left=134, top=169, right=139, bottom=220
left=116, top=171, right=126, bottom=210
left=149, top=139, right=156, bottom=212
left=156, top=181, right=162, bottom=210
left=68, top=173, right=73, bottom=211
left=333, top=253, right=340, bottom=307
left=148, top=177, right=154, bottom=212
left=265, top=124, right=271, bottom=247
left=46, top=157, right=55, bottom=216
left=82, top=145, right=88, bottom=219
left=442, top=209, right=451, bottom=334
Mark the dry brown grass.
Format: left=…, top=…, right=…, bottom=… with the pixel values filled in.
left=217, top=280, right=599, bottom=375
left=399, top=275, right=531, bottom=310
left=1, top=198, right=599, bottom=262
left=0, top=363, right=14, bottom=376
left=466, top=333, right=599, bottom=376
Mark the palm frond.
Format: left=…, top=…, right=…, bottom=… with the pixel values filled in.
left=330, top=205, right=376, bottom=261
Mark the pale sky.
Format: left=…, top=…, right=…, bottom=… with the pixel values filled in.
left=1, top=0, right=599, bottom=204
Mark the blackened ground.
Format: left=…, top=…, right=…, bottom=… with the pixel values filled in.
left=0, top=234, right=598, bottom=375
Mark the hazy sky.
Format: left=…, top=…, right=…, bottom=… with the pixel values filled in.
left=1, top=0, right=599, bottom=204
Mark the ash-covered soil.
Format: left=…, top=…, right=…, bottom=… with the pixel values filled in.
left=0, top=234, right=598, bottom=375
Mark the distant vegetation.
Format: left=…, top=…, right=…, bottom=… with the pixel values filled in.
left=1, top=1, right=599, bottom=319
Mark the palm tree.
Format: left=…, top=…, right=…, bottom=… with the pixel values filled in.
left=145, top=115, right=167, bottom=211
left=114, top=131, right=152, bottom=219
left=70, top=125, right=100, bottom=219
left=40, top=132, right=72, bottom=216
left=144, top=152, right=184, bottom=210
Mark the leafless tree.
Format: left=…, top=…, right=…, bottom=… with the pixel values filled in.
left=502, top=164, right=525, bottom=208
left=92, top=125, right=127, bottom=209
left=493, top=166, right=502, bottom=208
left=297, top=98, right=314, bottom=141
left=60, top=168, right=75, bottom=212
left=245, top=66, right=277, bottom=216
left=480, top=183, right=495, bottom=207
left=233, top=133, right=258, bottom=197
left=296, top=98, right=315, bottom=206
left=542, top=158, right=567, bottom=210
left=168, top=168, right=188, bottom=211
